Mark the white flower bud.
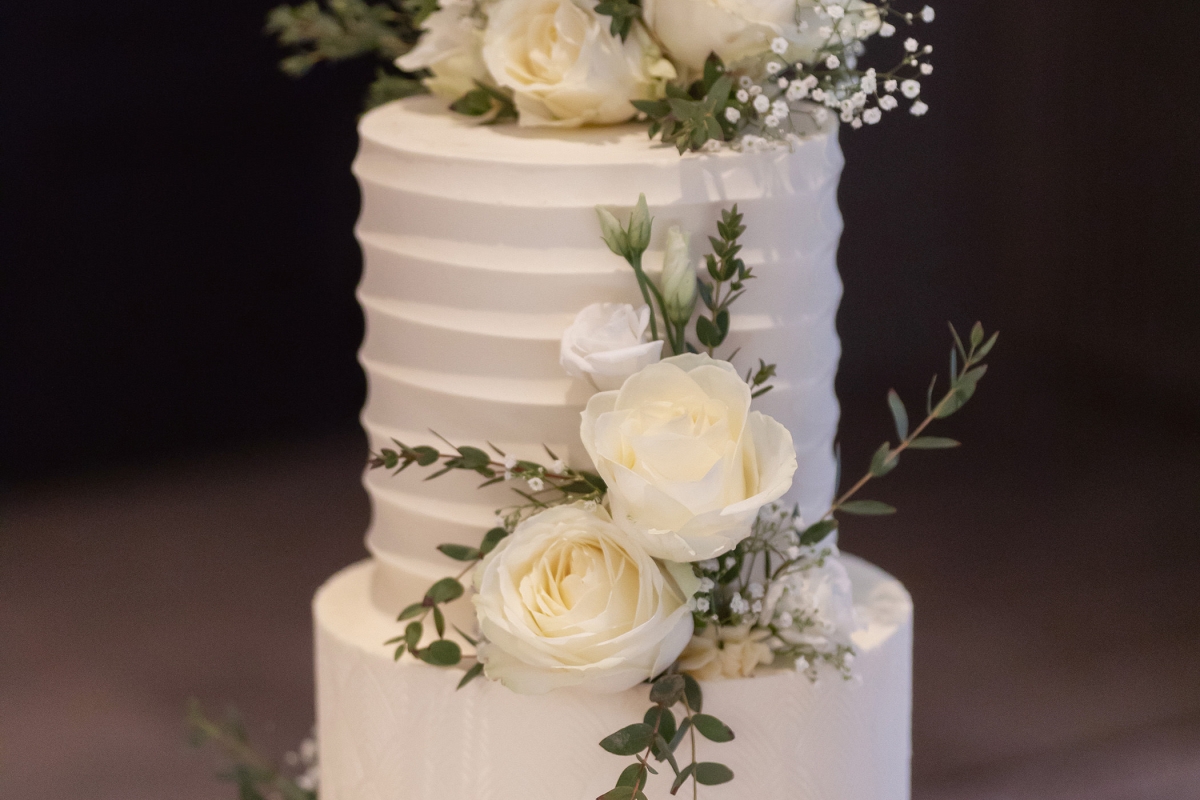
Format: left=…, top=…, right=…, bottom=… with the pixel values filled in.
left=596, top=207, right=627, bottom=257
left=661, top=226, right=697, bottom=326
left=921, top=5, right=935, bottom=22
left=901, top=79, right=921, bottom=98
left=627, top=193, right=652, bottom=254
left=879, top=22, right=895, bottom=37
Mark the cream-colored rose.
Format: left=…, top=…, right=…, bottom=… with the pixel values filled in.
left=481, top=0, right=666, bottom=126
left=473, top=505, right=694, bottom=694
left=396, top=0, right=490, bottom=100
left=643, top=0, right=880, bottom=73
left=678, top=622, right=774, bottom=680
left=561, top=303, right=664, bottom=391
left=581, top=353, right=797, bottom=562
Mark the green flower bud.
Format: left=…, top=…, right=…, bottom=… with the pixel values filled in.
left=661, top=225, right=697, bottom=326
left=596, top=207, right=628, bottom=257
left=627, top=193, right=653, bottom=255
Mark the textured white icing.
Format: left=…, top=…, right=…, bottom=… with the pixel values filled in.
left=315, top=555, right=912, bottom=800
left=354, top=97, right=845, bottom=602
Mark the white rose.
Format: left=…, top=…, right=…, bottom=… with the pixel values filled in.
left=481, top=0, right=666, bottom=126
left=643, top=0, right=880, bottom=73
left=396, top=0, right=490, bottom=101
left=472, top=505, right=694, bottom=694
left=581, top=353, right=797, bottom=562
left=560, top=303, right=664, bottom=391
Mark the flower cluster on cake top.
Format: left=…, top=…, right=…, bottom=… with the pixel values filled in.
left=268, top=0, right=935, bottom=151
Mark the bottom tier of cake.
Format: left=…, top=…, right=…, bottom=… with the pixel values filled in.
left=314, top=556, right=913, bottom=800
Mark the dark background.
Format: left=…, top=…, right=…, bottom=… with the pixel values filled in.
left=3, top=1, right=1199, bottom=799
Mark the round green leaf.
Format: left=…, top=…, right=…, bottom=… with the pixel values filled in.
left=694, top=762, right=734, bottom=785
left=426, top=577, right=465, bottom=604
left=420, top=639, right=462, bottom=666
left=693, top=714, right=734, bottom=743
left=599, top=723, right=654, bottom=756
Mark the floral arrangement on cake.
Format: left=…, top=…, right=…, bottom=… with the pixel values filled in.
left=267, top=0, right=935, bottom=150
left=322, top=197, right=997, bottom=799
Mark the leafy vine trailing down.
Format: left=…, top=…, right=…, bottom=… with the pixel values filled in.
left=265, top=0, right=937, bottom=149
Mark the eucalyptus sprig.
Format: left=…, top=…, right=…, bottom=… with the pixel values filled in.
left=633, top=57, right=735, bottom=155
left=599, top=673, right=734, bottom=800
left=265, top=0, right=432, bottom=107
left=820, top=321, right=997, bottom=521
left=694, top=204, right=749, bottom=356
left=369, top=435, right=604, bottom=498
left=186, top=701, right=315, bottom=800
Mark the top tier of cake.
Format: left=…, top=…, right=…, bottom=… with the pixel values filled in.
left=354, top=97, right=845, bottom=608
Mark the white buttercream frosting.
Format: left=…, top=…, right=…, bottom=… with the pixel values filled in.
left=315, top=555, right=911, bottom=799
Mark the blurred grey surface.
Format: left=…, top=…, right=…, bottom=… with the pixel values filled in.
left=2, top=402, right=1198, bottom=799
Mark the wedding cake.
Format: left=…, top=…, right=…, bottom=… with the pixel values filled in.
left=313, top=96, right=912, bottom=799
left=259, top=0, right=956, bottom=797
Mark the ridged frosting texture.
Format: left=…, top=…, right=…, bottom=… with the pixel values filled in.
left=353, top=96, right=845, bottom=606
left=314, top=555, right=912, bottom=800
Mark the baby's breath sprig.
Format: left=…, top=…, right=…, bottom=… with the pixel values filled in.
left=598, top=673, right=734, bottom=800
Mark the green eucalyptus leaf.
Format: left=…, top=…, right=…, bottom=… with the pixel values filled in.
left=450, top=87, right=494, bottom=117
left=561, top=480, right=598, bottom=494
left=694, top=762, right=734, bottom=785
left=887, top=389, right=909, bottom=440
left=869, top=442, right=897, bottom=477
left=693, top=714, right=735, bottom=742
left=644, top=706, right=677, bottom=746
left=600, top=723, right=654, bottom=756
left=412, top=445, right=439, bottom=466
left=392, top=642, right=406, bottom=661
left=974, top=330, right=999, bottom=360
left=649, top=673, right=685, bottom=706
left=480, top=527, right=509, bottom=556
left=969, top=321, right=984, bottom=350
left=598, top=788, right=638, bottom=800
left=682, top=673, right=703, bottom=712
left=839, top=499, right=897, bottom=515
left=695, top=315, right=720, bottom=348
left=616, top=762, right=647, bottom=788
left=907, top=436, right=960, bottom=449
left=397, top=602, right=424, bottom=621
left=433, top=605, right=446, bottom=638
left=715, top=308, right=730, bottom=340
left=437, top=543, right=481, bottom=561
left=456, top=660, right=485, bottom=689
left=426, top=577, right=465, bottom=604
left=799, top=518, right=839, bottom=546
left=670, top=763, right=696, bottom=794
left=668, top=716, right=691, bottom=752
left=404, top=621, right=422, bottom=651
left=419, top=639, right=462, bottom=666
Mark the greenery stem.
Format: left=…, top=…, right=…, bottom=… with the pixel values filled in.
left=823, top=364, right=965, bottom=520
left=628, top=252, right=662, bottom=344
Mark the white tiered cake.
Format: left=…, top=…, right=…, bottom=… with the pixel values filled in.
left=313, top=95, right=913, bottom=799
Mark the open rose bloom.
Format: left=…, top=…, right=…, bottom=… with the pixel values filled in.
left=581, top=354, right=798, bottom=562
left=473, top=505, right=694, bottom=694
